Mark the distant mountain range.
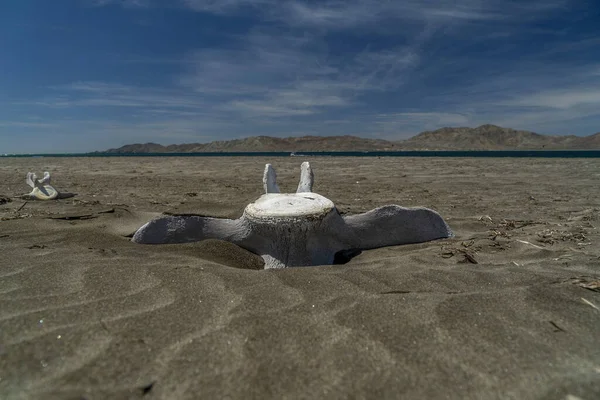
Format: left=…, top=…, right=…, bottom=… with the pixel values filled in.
left=100, top=125, right=600, bottom=153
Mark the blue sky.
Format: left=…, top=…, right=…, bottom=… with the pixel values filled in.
left=1, top=0, right=599, bottom=153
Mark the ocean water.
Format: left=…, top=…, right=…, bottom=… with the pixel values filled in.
left=2, top=150, right=600, bottom=158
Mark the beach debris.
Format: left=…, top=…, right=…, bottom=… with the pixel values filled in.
left=580, top=282, right=600, bottom=292
left=568, top=208, right=599, bottom=222
left=140, top=381, right=155, bottom=396
left=132, top=162, right=453, bottom=269
left=47, top=208, right=115, bottom=221
left=536, top=228, right=588, bottom=245
left=487, top=229, right=512, bottom=251
left=498, top=219, right=541, bottom=230
left=548, top=321, right=566, bottom=333
left=72, top=198, right=101, bottom=206
left=459, top=252, right=478, bottom=264
left=488, top=229, right=511, bottom=239
left=441, top=240, right=480, bottom=264
left=149, top=199, right=169, bottom=206
left=581, top=298, right=599, bottom=312
left=569, top=276, right=600, bottom=293
left=0, top=195, right=11, bottom=205
left=478, top=215, right=493, bottom=224
left=16, top=201, right=28, bottom=212
left=49, top=213, right=97, bottom=220
left=0, top=212, right=32, bottom=221
left=515, top=239, right=545, bottom=250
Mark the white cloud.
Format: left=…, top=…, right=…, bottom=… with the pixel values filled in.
left=181, top=0, right=569, bottom=28
left=224, top=102, right=315, bottom=117
left=509, top=88, right=600, bottom=109
left=34, top=82, right=212, bottom=111
left=0, top=121, right=59, bottom=128
left=182, top=0, right=275, bottom=13
left=176, top=29, right=422, bottom=118
left=372, top=112, right=472, bottom=137
left=376, top=112, right=471, bottom=126
left=61, top=82, right=133, bottom=93
left=87, top=0, right=150, bottom=7
left=92, top=0, right=569, bottom=28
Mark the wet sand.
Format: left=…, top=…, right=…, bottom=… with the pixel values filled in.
left=1, top=156, right=599, bottom=400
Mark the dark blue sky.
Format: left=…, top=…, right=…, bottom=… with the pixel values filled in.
left=1, top=0, right=599, bottom=153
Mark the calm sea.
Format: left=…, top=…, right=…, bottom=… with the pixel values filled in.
left=2, top=151, right=600, bottom=158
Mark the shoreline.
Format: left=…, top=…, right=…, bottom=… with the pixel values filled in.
left=3, top=149, right=600, bottom=158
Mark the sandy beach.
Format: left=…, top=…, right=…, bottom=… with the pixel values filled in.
left=1, top=156, right=599, bottom=400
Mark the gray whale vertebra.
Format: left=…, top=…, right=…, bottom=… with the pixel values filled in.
left=132, top=162, right=452, bottom=269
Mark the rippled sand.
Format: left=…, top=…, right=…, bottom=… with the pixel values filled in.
left=1, top=156, right=599, bottom=399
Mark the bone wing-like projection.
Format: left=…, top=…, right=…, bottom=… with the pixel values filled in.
left=342, top=205, right=453, bottom=249
left=132, top=215, right=252, bottom=245
left=263, top=164, right=280, bottom=194
left=40, top=171, right=51, bottom=185
left=26, top=171, right=51, bottom=188
left=296, top=161, right=314, bottom=193
left=26, top=172, right=37, bottom=188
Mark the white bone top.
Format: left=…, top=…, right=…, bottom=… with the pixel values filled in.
left=244, top=193, right=334, bottom=219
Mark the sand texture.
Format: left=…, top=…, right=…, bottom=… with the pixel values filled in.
left=1, top=156, right=599, bottom=400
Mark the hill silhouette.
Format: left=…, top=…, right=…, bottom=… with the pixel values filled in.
left=101, top=125, right=600, bottom=153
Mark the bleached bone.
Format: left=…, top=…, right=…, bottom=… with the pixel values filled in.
left=263, top=164, right=280, bottom=194
left=133, top=162, right=453, bottom=269
left=26, top=172, right=36, bottom=188
left=41, top=171, right=51, bottom=185
left=23, top=171, right=59, bottom=200
left=296, top=161, right=313, bottom=193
